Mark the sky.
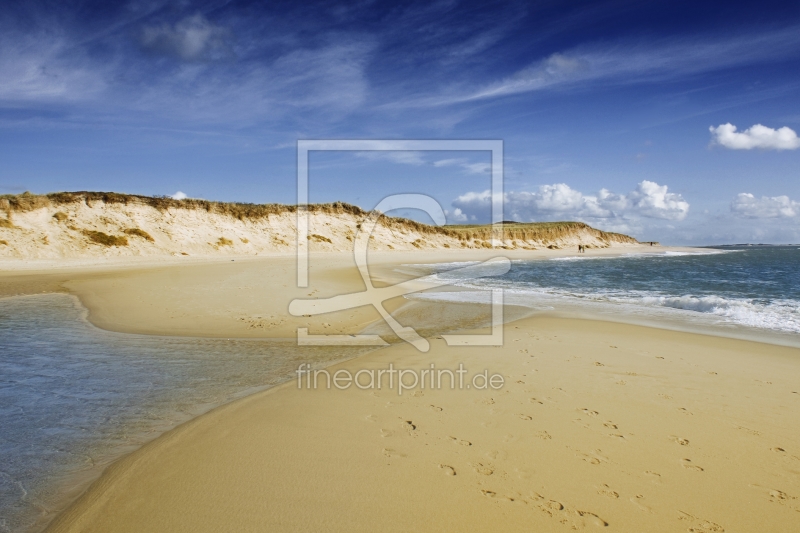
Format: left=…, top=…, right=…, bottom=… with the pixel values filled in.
left=1, top=0, right=799, bottom=244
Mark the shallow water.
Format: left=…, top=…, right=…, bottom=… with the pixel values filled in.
left=0, top=294, right=370, bottom=532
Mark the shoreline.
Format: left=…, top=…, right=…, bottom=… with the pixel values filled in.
left=1, top=245, right=715, bottom=341
left=3, top=246, right=798, bottom=532
left=44, top=314, right=800, bottom=533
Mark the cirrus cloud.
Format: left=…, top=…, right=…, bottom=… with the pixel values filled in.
left=139, top=14, right=233, bottom=62
left=709, top=123, right=800, bottom=150
left=451, top=180, right=689, bottom=223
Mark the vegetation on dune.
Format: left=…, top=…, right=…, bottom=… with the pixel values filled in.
left=0, top=191, right=640, bottom=245
left=52, top=211, right=69, bottom=222
left=123, top=228, right=154, bottom=242
left=0, top=191, right=368, bottom=220
left=216, top=237, right=233, bottom=246
left=441, top=221, right=637, bottom=245
left=82, top=230, right=128, bottom=246
left=308, top=234, right=332, bottom=243
left=0, top=218, right=14, bottom=229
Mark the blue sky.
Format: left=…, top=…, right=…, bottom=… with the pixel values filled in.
left=1, top=0, right=799, bottom=244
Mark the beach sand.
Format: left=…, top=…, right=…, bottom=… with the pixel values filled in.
left=2, top=246, right=798, bottom=532
left=45, top=318, right=800, bottom=532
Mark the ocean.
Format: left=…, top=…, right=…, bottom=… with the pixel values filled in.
left=408, top=245, right=800, bottom=345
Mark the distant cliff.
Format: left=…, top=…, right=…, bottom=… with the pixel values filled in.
left=0, top=192, right=640, bottom=259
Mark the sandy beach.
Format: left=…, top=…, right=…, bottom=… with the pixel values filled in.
left=45, top=319, right=800, bottom=532
left=2, top=247, right=798, bottom=532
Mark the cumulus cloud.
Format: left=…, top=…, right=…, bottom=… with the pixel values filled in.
left=709, top=123, right=800, bottom=150
left=171, top=191, right=188, bottom=200
left=451, top=180, right=689, bottom=223
left=139, top=14, right=233, bottom=62
left=731, top=193, right=798, bottom=218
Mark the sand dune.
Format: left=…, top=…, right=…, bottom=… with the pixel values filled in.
left=0, top=192, right=640, bottom=260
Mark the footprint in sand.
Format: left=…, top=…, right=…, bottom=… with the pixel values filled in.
left=382, top=448, right=406, bottom=458
left=677, top=511, right=725, bottom=532
left=735, top=425, right=761, bottom=436
left=481, top=397, right=495, bottom=405
left=658, top=393, right=673, bottom=400
left=485, top=450, right=508, bottom=461
left=644, top=471, right=662, bottom=484
left=536, top=500, right=575, bottom=520
left=749, top=484, right=798, bottom=506
left=579, top=408, right=600, bottom=417
left=670, top=435, right=690, bottom=446
left=514, top=467, right=531, bottom=479
left=616, top=380, right=627, bottom=385
left=429, top=405, right=443, bottom=412
left=630, top=494, right=652, bottom=512
left=448, top=436, right=472, bottom=446
left=537, top=431, right=553, bottom=440
left=597, top=484, right=619, bottom=499
left=681, top=458, right=704, bottom=471
left=518, top=414, right=532, bottom=420
left=469, top=462, right=495, bottom=475
left=481, top=489, right=496, bottom=498
left=576, top=510, right=609, bottom=527
left=677, top=407, right=693, bottom=415
left=577, top=450, right=608, bottom=464
left=529, top=398, right=544, bottom=405
left=543, top=500, right=564, bottom=511
left=380, top=429, right=394, bottom=437
left=365, top=414, right=378, bottom=422
left=438, top=464, right=456, bottom=476
left=594, top=362, right=605, bottom=366
left=603, top=422, right=618, bottom=429
left=401, top=420, right=418, bottom=437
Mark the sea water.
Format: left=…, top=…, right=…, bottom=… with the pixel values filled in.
left=408, top=245, right=800, bottom=344
left=0, top=295, right=370, bottom=532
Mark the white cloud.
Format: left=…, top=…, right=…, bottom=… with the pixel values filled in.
left=627, top=180, right=690, bottom=220
left=139, top=14, right=232, bottom=62
left=449, top=208, right=468, bottom=222
left=171, top=191, right=188, bottom=200
left=0, top=34, right=106, bottom=102
left=432, top=158, right=490, bottom=174
left=397, top=25, right=800, bottom=107
left=451, top=180, right=689, bottom=223
left=710, top=123, right=800, bottom=150
left=731, top=193, right=798, bottom=218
